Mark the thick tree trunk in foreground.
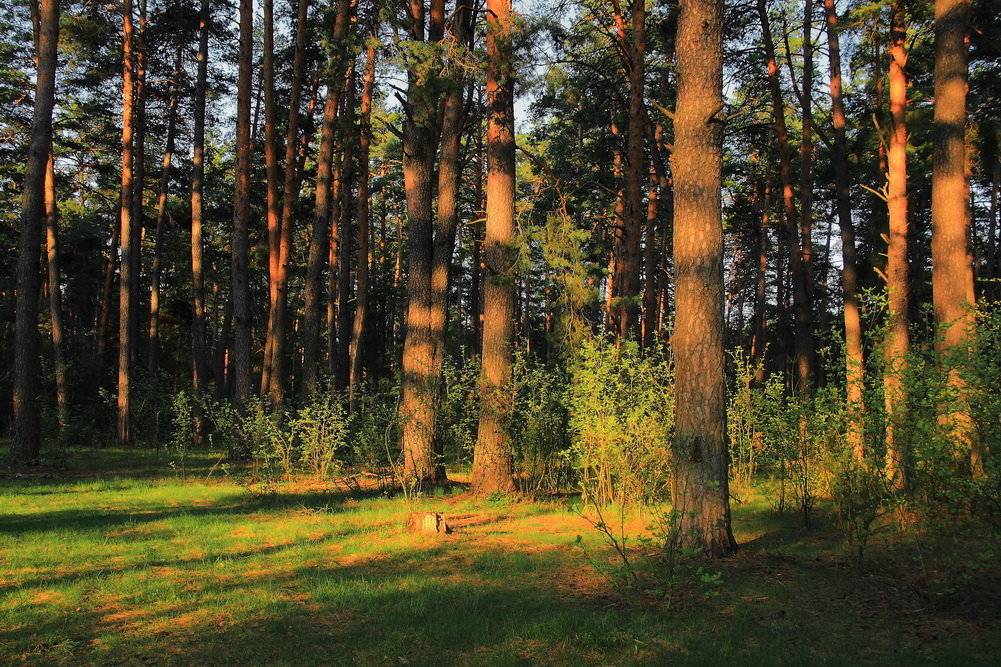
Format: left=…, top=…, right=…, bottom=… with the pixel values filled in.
left=824, top=0, right=865, bottom=460
left=472, top=0, right=517, bottom=496
left=117, top=0, right=137, bottom=447
left=670, top=0, right=736, bottom=557
left=12, top=0, right=59, bottom=463
left=231, top=0, right=254, bottom=412
left=884, top=0, right=910, bottom=486
left=931, top=0, right=980, bottom=475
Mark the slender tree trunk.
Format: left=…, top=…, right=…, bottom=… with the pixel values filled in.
left=302, top=0, right=352, bottom=396
left=96, top=224, right=119, bottom=356
left=259, top=0, right=281, bottom=400
left=336, top=65, right=358, bottom=390
left=148, top=45, right=182, bottom=374
left=231, top=0, right=254, bottom=412
left=670, top=0, right=736, bottom=557
left=884, top=0, right=909, bottom=485
left=472, top=0, right=517, bottom=495
left=757, top=0, right=813, bottom=392
left=117, top=0, right=137, bottom=447
left=190, top=0, right=210, bottom=394
left=268, top=0, right=310, bottom=406
left=470, top=125, right=485, bottom=358
left=349, top=38, right=378, bottom=410
left=45, top=148, right=68, bottom=436
left=750, top=179, right=769, bottom=387
left=798, top=0, right=815, bottom=379
left=931, top=0, right=980, bottom=475
left=12, top=0, right=58, bottom=462
left=825, top=0, right=865, bottom=460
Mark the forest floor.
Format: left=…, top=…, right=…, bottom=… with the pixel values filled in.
left=2, top=449, right=1000, bottom=665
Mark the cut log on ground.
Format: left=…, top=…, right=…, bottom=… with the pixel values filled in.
left=405, top=512, right=451, bottom=534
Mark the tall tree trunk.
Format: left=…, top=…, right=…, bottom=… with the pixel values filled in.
left=931, top=0, right=980, bottom=475
left=797, top=0, right=815, bottom=384
left=268, top=0, right=310, bottom=406
left=471, top=0, right=517, bottom=496
left=12, top=0, right=59, bottom=462
left=117, top=0, right=137, bottom=447
left=260, top=0, right=281, bottom=401
left=825, top=0, right=865, bottom=460
left=190, top=0, right=210, bottom=394
left=757, top=0, right=813, bottom=392
left=231, top=0, right=255, bottom=412
left=398, top=0, right=448, bottom=486
left=884, top=0, right=909, bottom=485
left=96, top=224, right=119, bottom=356
left=349, top=37, right=378, bottom=409
left=335, top=65, right=358, bottom=390
left=45, top=148, right=68, bottom=436
left=302, top=0, right=352, bottom=396
left=470, top=123, right=485, bottom=358
left=750, top=179, right=769, bottom=387
left=148, top=45, right=182, bottom=374
left=670, top=0, right=736, bottom=557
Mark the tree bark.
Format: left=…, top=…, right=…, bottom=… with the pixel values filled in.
left=12, top=0, right=59, bottom=463
left=670, top=0, right=736, bottom=557
left=824, top=0, right=865, bottom=460
left=45, top=148, right=68, bottom=436
left=148, top=45, right=182, bottom=374
left=472, top=0, right=517, bottom=496
left=190, top=0, right=210, bottom=394
left=931, top=0, right=980, bottom=475
left=884, top=0, right=909, bottom=486
left=117, top=0, right=137, bottom=446
left=231, top=0, right=254, bottom=412
left=260, top=0, right=282, bottom=401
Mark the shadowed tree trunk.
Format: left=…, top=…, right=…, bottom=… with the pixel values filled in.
left=12, top=0, right=59, bottom=462
left=349, top=36, right=377, bottom=410
left=472, top=0, right=517, bottom=496
left=231, top=0, right=254, bottom=412
left=148, top=45, right=182, bottom=374
left=190, top=0, right=210, bottom=394
left=757, top=0, right=813, bottom=392
left=750, top=179, right=769, bottom=387
left=670, top=0, right=736, bottom=557
left=931, top=0, right=980, bottom=475
left=885, top=0, right=910, bottom=486
left=260, top=0, right=282, bottom=400
left=824, top=0, right=865, bottom=460
left=302, top=0, right=352, bottom=396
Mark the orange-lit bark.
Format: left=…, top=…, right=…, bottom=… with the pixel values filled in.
left=44, top=147, right=67, bottom=435
left=671, top=0, right=736, bottom=557
left=885, top=0, right=909, bottom=486
left=931, top=0, right=980, bottom=475
left=825, top=0, right=865, bottom=460
left=472, top=0, right=517, bottom=496
left=190, top=0, right=209, bottom=394
left=260, top=0, right=281, bottom=400
left=117, top=0, right=137, bottom=446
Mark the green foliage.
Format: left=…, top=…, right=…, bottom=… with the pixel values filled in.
left=510, top=353, right=573, bottom=492
left=567, top=335, right=673, bottom=505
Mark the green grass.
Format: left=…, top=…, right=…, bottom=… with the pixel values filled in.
left=2, top=451, right=999, bottom=665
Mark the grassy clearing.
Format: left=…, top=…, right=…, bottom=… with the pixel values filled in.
left=2, top=451, right=999, bottom=665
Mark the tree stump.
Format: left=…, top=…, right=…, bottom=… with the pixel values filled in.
left=405, top=512, right=451, bottom=534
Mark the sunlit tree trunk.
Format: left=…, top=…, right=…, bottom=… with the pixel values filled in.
left=12, top=0, right=59, bottom=462
left=269, top=0, right=310, bottom=405
left=260, top=0, right=281, bottom=400
left=931, top=0, right=980, bottom=475
left=472, top=0, right=517, bottom=496
left=824, top=0, right=864, bottom=460
left=45, top=148, right=68, bottom=436
left=670, top=0, right=736, bottom=557
left=148, top=45, right=182, bottom=374
left=884, top=0, right=909, bottom=486
left=190, top=0, right=210, bottom=394
left=117, top=0, right=137, bottom=446
left=231, top=0, right=255, bottom=412
left=399, top=0, right=447, bottom=486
